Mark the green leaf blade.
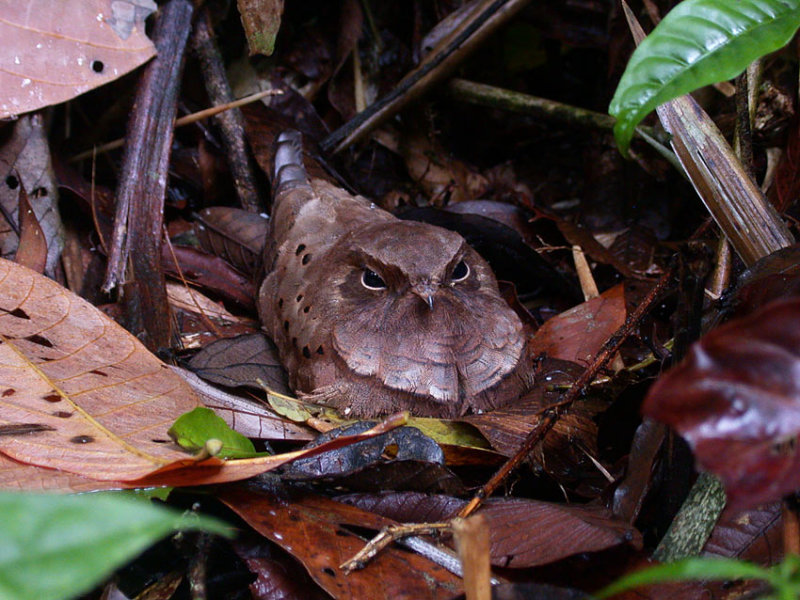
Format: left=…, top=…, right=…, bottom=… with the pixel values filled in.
left=596, top=557, right=772, bottom=598
left=609, top=0, right=800, bottom=152
left=0, top=492, right=231, bottom=600
left=168, top=406, right=261, bottom=459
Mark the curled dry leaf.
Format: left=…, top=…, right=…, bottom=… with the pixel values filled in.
left=644, top=297, right=800, bottom=509
left=0, top=115, right=64, bottom=276
left=0, top=0, right=157, bottom=119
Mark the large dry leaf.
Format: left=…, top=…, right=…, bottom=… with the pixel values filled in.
left=0, top=257, right=202, bottom=480
left=0, top=0, right=157, bottom=119
left=0, top=258, right=404, bottom=489
left=340, top=492, right=642, bottom=568
left=644, top=297, right=800, bottom=510
left=220, top=487, right=463, bottom=600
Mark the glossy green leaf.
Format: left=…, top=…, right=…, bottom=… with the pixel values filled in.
left=0, top=491, right=232, bottom=600
left=609, top=0, right=800, bottom=153
left=596, top=557, right=772, bottom=598
left=168, top=406, right=261, bottom=459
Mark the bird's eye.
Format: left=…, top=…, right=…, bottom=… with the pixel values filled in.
left=451, top=260, right=469, bottom=282
left=361, top=268, right=387, bottom=290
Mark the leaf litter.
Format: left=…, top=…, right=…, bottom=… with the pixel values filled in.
left=1, top=0, right=800, bottom=598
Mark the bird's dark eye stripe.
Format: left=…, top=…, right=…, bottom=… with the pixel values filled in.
left=361, top=268, right=387, bottom=289
left=451, top=260, right=469, bottom=281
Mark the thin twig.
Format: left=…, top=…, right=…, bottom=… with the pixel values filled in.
left=321, top=0, right=531, bottom=154
left=340, top=523, right=451, bottom=572
left=69, top=89, right=280, bottom=163
left=458, top=265, right=675, bottom=519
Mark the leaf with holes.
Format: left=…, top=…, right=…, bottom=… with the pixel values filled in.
left=0, top=0, right=157, bottom=119
left=0, top=257, right=204, bottom=482
left=0, top=258, right=405, bottom=490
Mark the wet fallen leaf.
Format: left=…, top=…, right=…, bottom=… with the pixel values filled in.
left=283, top=422, right=465, bottom=494
left=219, top=487, right=463, bottom=600
left=338, top=491, right=642, bottom=568
left=644, top=297, right=800, bottom=509
left=0, top=0, right=157, bottom=119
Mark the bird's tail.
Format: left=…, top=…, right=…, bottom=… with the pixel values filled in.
left=272, top=130, right=312, bottom=198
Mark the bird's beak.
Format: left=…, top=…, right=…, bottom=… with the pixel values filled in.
left=412, top=283, right=437, bottom=311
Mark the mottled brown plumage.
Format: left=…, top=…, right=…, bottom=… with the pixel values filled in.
left=258, top=131, right=531, bottom=418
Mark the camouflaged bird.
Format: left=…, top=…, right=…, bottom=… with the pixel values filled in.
left=258, top=130, right=532, bottom=418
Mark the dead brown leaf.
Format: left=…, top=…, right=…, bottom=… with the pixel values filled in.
left=0, top=256, right=203, bottom=481
left=237, top=0, right=284, bottom=56
left=0, top=0, right=157, bottom=119
left=528, top=283, right=627, bottom=364
left=220, top=487, right=463, bottom=600
left=14, top=183, right=48, bottom=273
left=0, top=115, right=64, bottom=275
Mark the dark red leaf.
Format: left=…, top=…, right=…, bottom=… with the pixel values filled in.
left=219, top=487, right=462, bottom=599
left=338, top=492, right=641, bottom=568
left=644, top=297, right=800, bottom=509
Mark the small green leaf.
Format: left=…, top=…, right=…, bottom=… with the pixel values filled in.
left=264, top=388, right=314, bottom=422
left=168, top=406, right=261, bottom=459
left=407, top=417, right=491, bottom=449
left=609, top=0, right=800, bottom=153
left=0, top=491, right=232, bottom=600
left=596, top=557, right=772, bottom=598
